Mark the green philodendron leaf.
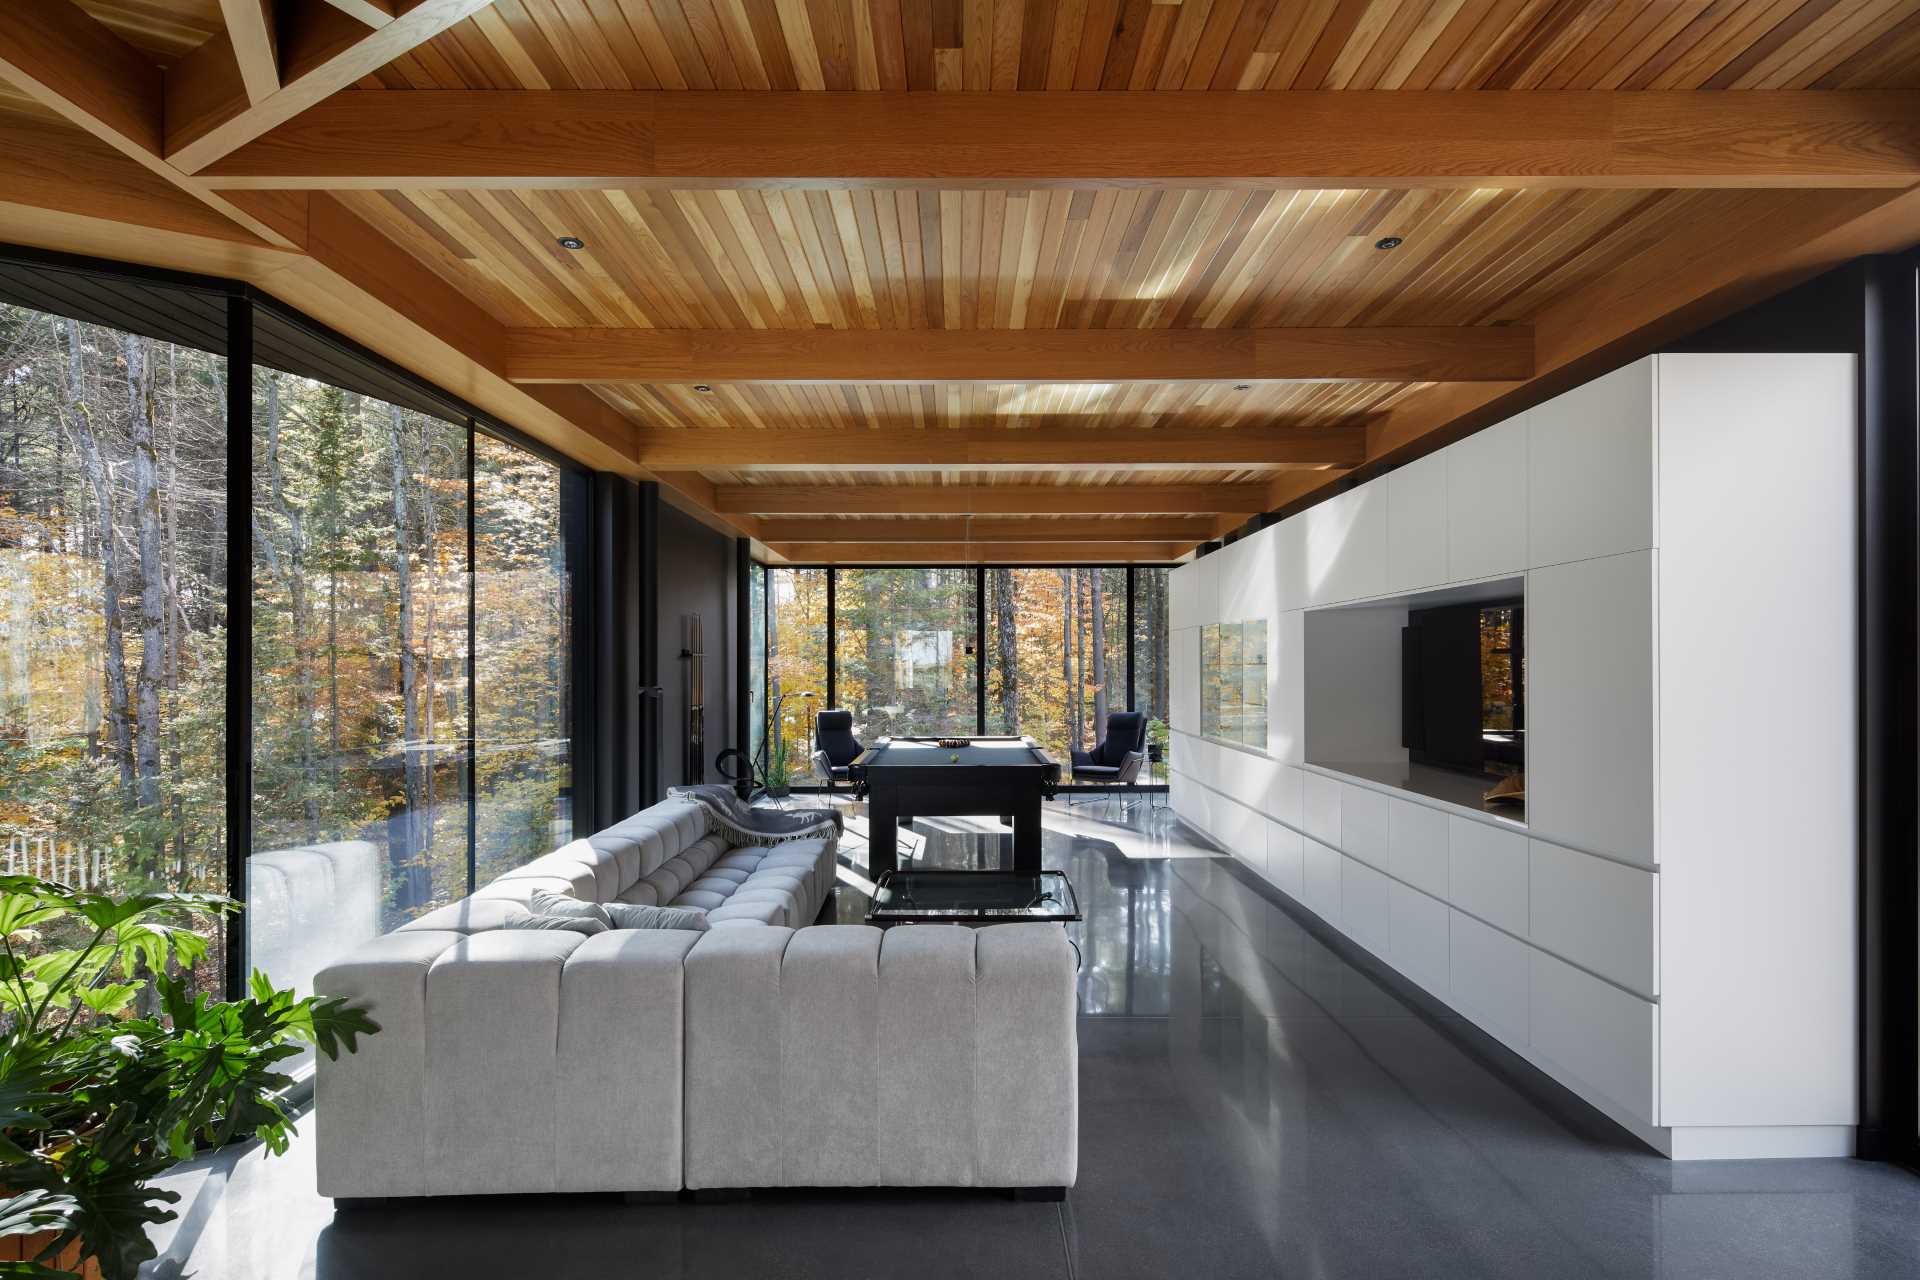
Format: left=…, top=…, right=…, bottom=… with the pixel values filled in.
left=67, top=890, right=236, bottom=935
left=71, top=983, right=139, bottom=1019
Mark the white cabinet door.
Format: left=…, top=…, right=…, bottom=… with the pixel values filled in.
left=1340, top=783, right=1390, bottom=869
left=1386, top=450, right=1448, bottom=595
left=1390, top=882, right=1450, bottom=997
left=1219, top=526, right=1276, bottom=623
left=1526, top=550, right=1657, bottom=868
left=1303, top=772, right=1342, bottom=846
left=1170, top=626, right=1200, bottom=735
left=1169, top=560, right=1197, bottom=626
left=1447, top=412, right=1528, bottom=582
left=1266, top=819, right=1305, bottom=898
left=1305, top=481, right=1388, bottom=606
left=1450, top=909, right=1529, bottom=1050
left=1449, top=816, right=1529, bottom=937
left=1528, top=840, right=1658, bottom=998
left=1266, top=763, right=1304, bottom=831
left=1528, top=357, right=1654, bottom=568
left=1273, top=514, right=1309, bottom=613
left=1302, top=839, right=1343, bottom=923
left=1269, top=610, right=1306, bottom=764
left=1389, top=798, right=1449, bottom=900
left=1342, top=856, right=1392, bottom=956
left=1529, top=948, right=1658, bottom=1126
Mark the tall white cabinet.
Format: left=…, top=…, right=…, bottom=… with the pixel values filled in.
left=1167, top=353, right=1858, bottom=1160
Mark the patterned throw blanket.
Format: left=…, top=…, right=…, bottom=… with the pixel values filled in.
left=667, top=784, right=842, bottom=846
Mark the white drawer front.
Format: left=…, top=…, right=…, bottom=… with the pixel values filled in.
left=1302, top=839, right=1343, bottom=924
left=1389, top=882, right=1449, bottom=998
left=1389, top=798, right=1449, bottom=900
left=1303, top=772, right=1342, bottom=845
left=1341, top=856, right=1392, bottom=957
left=1340, top=783, right=1391, bottom=870
left=1449, top=909, right=1529, bottom=1050
left=1265, top=819, right=1304, bottom=899
left=1529, top=840, right=1658, bottom=998
left=1449, top=816, right=1529, bottom=938
left=1529, top=948, right=1658, bottom=1126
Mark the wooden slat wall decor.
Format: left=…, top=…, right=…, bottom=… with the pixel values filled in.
left=360, top=0, right=1920, bottom=93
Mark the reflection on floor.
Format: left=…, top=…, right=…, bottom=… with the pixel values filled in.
left=145, top=803, right=1920, bottom=1279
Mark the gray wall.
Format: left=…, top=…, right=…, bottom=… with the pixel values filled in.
left=655, top=503, right=737, bottom=793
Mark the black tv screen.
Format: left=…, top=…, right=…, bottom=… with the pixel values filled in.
left=1402, top=600, right=1524, bottom=777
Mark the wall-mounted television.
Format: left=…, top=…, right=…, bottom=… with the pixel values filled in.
left=1401, top=600, right=1524, bottom=778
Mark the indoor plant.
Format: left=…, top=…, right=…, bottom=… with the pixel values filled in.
left=0, top=875, right=378, bottom=1279
left=763, top=731, right=793, bottom=798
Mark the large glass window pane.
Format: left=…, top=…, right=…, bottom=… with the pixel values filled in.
left=473, top=433, right=574, bottom=885
left=836, top=567, right=977, bottom=742
left=985, top=567, right=1124, bottom=765
left=0, top=303, right=227, bottom=989
left=1240, top=619, right=1268, bottom=749
left=749, top=563, right=766, bottom=772
left=1133, top=567, right=1170, bottom=767
left=249, top=368, right=469, bottom=999
left=766, top=567, right=826, bottom=784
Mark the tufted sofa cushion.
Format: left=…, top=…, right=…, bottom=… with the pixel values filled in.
left=399, top=801, right=838, bottom=937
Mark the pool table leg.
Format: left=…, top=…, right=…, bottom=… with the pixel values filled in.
left=869, top=801, right=900, bottom=876
left=1012, top=792, right=1043, bottom=872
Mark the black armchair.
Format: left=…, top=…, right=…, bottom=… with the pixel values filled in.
left=810, top=710, right=864, bottom=791
left=1070, top=711, right=1148, bottom=798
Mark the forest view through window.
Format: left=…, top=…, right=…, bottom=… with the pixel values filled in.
left=0, top=301, right=228, bottom=994
left=761, top=564, right=1171, bottom=786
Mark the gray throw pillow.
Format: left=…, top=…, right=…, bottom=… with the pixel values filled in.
left=529, top=887, right=612, bottom=927
left=604, top=902, right=709, bottom=931
left=501, top=913, right=608, bottom=935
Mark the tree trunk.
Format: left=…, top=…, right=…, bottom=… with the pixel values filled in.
left=60, top=320, right=134, bottom=790
left=258, top=372, right=319, bottom=837
left=125, top=333, right=166, bottom=816
left=994, top=570, right=1017, bottom=732
left=1090, top=569, right=1108, bottom=737
left=1061, top=569, right=1077, bottom=754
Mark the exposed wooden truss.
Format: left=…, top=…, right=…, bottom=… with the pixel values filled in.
left=198, top=90, right=1920, bottom=189
left=3, top=1, right=1920, bottom=564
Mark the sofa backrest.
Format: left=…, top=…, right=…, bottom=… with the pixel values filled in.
left=400, top=799, right=715, bottom=935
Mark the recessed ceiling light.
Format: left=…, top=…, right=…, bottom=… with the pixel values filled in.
left=693, top=384, right=714, bottom=393
left=1374, top=236, right=1403, bottom=250
left=557, top=235, right=586, bottom=250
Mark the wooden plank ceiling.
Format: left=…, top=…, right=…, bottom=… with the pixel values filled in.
left=3, top=0, right=1920, bottom=565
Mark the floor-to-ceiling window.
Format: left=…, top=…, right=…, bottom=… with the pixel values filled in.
left=474, top=435, right=577, bottom=885
left=0, top=293, right=228, bottom=992
left=1133, top=567, right=1171, bottom=767
left=247, top=363, right=472, bottom=996
left=0, top=248, right=590, bottom=1009
left=766, top=567, right=826, bottom=784
left=835, top=567, right=977, bottom=742
left=748, top=560, right=766, bottom=777
left=986, top=567, right=1126, bottom=762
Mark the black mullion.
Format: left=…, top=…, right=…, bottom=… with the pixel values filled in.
left=825, top=568, right=837, bottom=710
left=465, top=418, right=478, bottom=895
left=734, top=538, right=751, bottom=789
left=223, top=295, right=252, bottom=1000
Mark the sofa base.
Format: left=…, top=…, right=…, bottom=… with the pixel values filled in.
left=1011, top=1186, right=1068, bottom=1202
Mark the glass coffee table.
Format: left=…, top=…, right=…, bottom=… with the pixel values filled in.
left=864, top=869, right=1081, bottom=926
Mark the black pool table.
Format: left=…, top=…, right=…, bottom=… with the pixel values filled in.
left=849, top=735, right=1061, bottom=875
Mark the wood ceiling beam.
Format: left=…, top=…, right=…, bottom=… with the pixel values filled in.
left=756, top=517, right=1218, bottom=543
left=712, top=484, right=1271, bottom=515
left=1259, top=183, right=1920, bottom=521
left=769, top=542, right=1186, bottom=565
left=199, top=90, right=1920, bottom=190
left=636, top=423, right=1367, bottom=470
left=0, top=2, right=294, bottom=247
left=217, top=0, right=281, bottom=105
left=166, top=0, right=498, bottom=174
left=316, top=0, right=397, bottom=24
left=505, top=327, right=1532, bottom=386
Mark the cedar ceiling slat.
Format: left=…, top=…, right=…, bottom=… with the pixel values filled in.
left=346, top=0, right=1920, bottom=90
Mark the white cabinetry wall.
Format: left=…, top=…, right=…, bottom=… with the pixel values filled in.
left=1165, top=353, right=1856, bottom=1160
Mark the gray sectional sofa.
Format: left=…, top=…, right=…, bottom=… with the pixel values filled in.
left=313, top=796, right=1080, bottom=1202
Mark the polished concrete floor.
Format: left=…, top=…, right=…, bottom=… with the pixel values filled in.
left=144, top=800, right=1920, bottom=1279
